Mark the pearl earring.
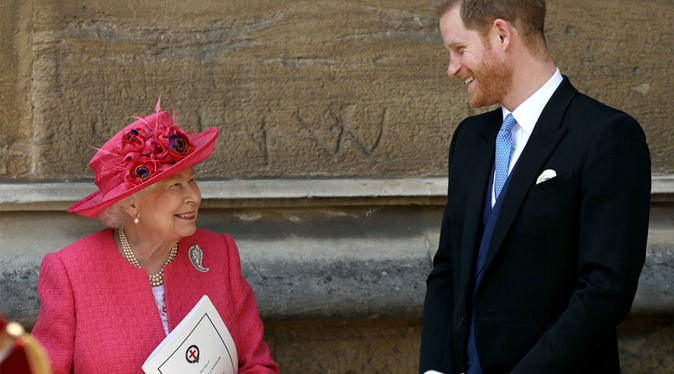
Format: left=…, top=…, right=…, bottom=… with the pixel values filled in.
left=134, top=216, right=140, bottom=224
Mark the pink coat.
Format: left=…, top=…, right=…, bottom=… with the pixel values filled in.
left=32, top=228, right=279, bottom=374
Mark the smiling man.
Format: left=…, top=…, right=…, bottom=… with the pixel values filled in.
left=418, top=1, right=651, bottom=374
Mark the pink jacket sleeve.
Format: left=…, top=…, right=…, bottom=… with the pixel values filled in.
left=32, top=253, right=76, bottom=374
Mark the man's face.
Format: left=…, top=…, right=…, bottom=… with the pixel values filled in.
left=439, top=6, right=513, bottom=108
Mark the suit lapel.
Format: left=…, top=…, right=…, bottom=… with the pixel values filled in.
left=479, top=78, right=578, bottom=280
left=459, top=110, right=501, bottom=294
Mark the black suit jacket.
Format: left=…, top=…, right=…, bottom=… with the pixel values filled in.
left=419, top=78, right=651, bottom=374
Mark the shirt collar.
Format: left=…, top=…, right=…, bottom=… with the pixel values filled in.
left=501, top=68, right=564, bottom=136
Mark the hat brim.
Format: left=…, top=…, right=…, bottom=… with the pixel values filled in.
left=68, top=127, right=219, bottom=218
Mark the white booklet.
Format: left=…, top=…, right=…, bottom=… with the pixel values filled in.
left=142, top=295, right=238, bottom=374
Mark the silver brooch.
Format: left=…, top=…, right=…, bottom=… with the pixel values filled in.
left=188, top=244, right=209, bottom=273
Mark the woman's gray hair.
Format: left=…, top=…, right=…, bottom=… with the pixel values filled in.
left=97, top=196, right=134, bottom=228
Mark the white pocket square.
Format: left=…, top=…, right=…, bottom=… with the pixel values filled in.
left=536, top=169, right=557, bottom=184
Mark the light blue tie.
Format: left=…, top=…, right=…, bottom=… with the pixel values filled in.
left=494, top=114, right=517, bottom=199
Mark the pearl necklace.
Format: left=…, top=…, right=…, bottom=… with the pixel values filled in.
left=119, top=228, right=178, bottom=287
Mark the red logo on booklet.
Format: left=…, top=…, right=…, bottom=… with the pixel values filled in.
left=186, top=345, right=200, bottom=364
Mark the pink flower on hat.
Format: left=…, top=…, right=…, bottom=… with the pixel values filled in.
left=127, top=157, right=159, bottom=184
left=155, top=125, right=193, bottom=163
left=112, top=121, right=194, bottom=182
left=68, top=95, right=219, bottom=218
left=120, top=127, right=153, bottom=162
left=121, top=128, right=145, bottom=152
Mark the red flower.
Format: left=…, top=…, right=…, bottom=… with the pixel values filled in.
left=126, top=157, right=160, bottom=185
left=120, top=128, right=147, bottom=154
left=115, top=120, right=194, bottom=186
left=156, top=125, right=193, bottom=160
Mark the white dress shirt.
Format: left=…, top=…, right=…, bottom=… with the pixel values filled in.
left=490, top=68, right=563, bottom=207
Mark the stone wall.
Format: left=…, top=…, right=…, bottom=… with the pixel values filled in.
left=1, top=0, right=673, bottom=373
left=1, top=0, right=672, bottom=180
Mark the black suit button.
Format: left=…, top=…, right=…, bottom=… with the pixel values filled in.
left=459, top=317, right=466, bottom=328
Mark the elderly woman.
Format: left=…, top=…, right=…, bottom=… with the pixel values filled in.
left=32, top=97, right=279, bottom=374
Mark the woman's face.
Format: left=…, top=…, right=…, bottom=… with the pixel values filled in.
left=133, top=167, right=201, bottom=244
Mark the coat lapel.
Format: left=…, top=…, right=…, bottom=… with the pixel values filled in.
left=479, top=78, right=578, bottom=280
left=459, top=110, right=501, bottom=294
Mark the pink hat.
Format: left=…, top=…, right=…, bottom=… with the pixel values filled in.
left=69, top=96, right=219, bottom=218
